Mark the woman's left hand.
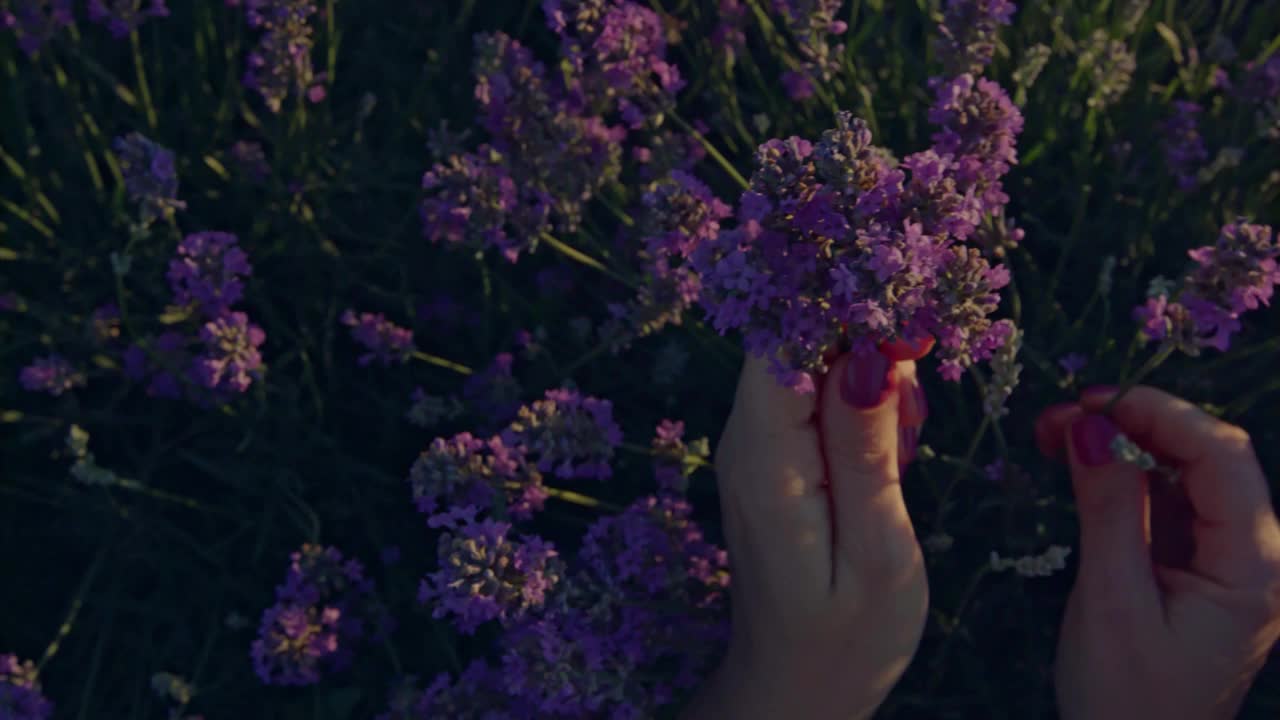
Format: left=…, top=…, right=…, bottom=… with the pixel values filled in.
left=683, top=341, right=931, bottom=720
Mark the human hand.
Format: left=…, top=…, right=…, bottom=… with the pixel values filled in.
left=1036, top=385, right=1280, bottom=720
left=682, top=340, right=931, bottom=720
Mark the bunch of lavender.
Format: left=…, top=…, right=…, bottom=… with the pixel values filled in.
left=419, top=513, right=565, bottom=634
left=498, top=495, right=729, bottom=716
left=933, top=0, right=1017, bottom=76
left=602, top=171, right=731, bottom=349
left=18, top=354, right=85, bottom=396
left=774, top=0, right=847, bottom=90
left=407, top=432, right=547, bottom=522
left=340, top=310, right=414, bottom=367
left=126, top=233, right=266, bottom=402
left=238, top=0, right=321, bottom=113
left=0, top=654, right=53, bottom=720
left=113, top=133, right=186, bottom=226
left=544, top=0, right=684, bottom=129
left=692, top=111, right=1018, bottom=390
left=378, top=662, right=513, bottom=720
left=422, top=32, right=624, bottom=261
left=1160, top=101, right=1209, bottom=192
left=251, top=544, right=389, bottom=686
left=502, top=388, right=623, bottom=480
left=1076, top=29, right=1136, bottom=110
left=1, top=0, right=73, bottom=56
left=87, top=0, right=167, bottom=38
left=1135, top=220, right=1279, bottom=354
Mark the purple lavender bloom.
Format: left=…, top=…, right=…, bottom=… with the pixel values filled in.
left=1058, top=352, right=1088, bottom=375
left=167, top=232, right=253, bottom=315
left=113, top=133, right=186, bottom=224
left=1, top=0, right=73, bottom=56
left=932, top=0, right=1017, bottom=77
left=239, top=0, right=320, bottom=113
left=87, top=0, right=167, bottom=38
left=421, top=147, right=548, bottom=263
left=1135, top=220, right=1279, bottom=353
left=773, top=0, right=847, bottom=84
left=1160, top=101, right=1209, bottom=192
left=229, top=140, right=271, bottom=182
left=502, top=388, right=623, bottom=480
left=252, top=544, right=389, bottom=686
left=781, top=69, right=815, bottom=101
left=19, top=354, right=85, bottom=396
left=419, top=517, right=563, bottom=634
left=382, top=662, right=514, bottom=720
left=0, top=654, right=53, bottom=720
left=191, top=311, right=266, bottom=394
left=0, top=292, right=19, bottom=311
left=340, top=309, right=415, bottom=367
left=89, top=303, right=121, bottom=345
left=712, top=0, right=747, bottom=59
left=122, top=331, right=187, bottom=400
left=1234, top=55, right=1280, bottom=103
left=545, top=0, right=684, bottom=129
left=408, top=432, right=546, bottom=522
left=928, top=74, right=1024, bottom=210
left=651, top=419, right=708, bottom=495
left=462, top=352, right=522, bottom=432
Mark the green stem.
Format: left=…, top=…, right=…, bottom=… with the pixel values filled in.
left=668, top=112, right=749, bottom=190
left=130, top=31, right=158, bottom=130
left=1103, top=342, right=1175, bottom=415
left=410, top=351, right=473, bottom=375
left=540, top=232, right=638, bottom=290
left=39, top=544, right=108, bottom=673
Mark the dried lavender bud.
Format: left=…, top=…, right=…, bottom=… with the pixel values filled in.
left=19, top=354, right=85, bottom=396
left=1077, top=29, right=1136, bottom=110
left=982, top=324, right=1022, bottom=417
left=933, top=0, right=1017, bottom=76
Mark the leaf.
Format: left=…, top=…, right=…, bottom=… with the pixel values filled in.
left=1155, top=22, right=1184, bottom=65
left=0, top=247, right=18, bottom=260
left=203, top=155, right=229, bottom=180
left=158, top=305, right=192, bottom=325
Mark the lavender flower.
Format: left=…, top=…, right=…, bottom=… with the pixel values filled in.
left=1011, top=43, right=1052, bottom=95
left=122, top=332, right=186, bottom=399
left=340, top=310, right=415, bottom=367
left=252, top=544, right=389, bottom=686
left=1135, top=220, right=1279, bottom=353
left=89, top=303, right=121, bottom=345
left=781, top=70, right=815, bottom=101
left=933, top=0, right=1017, bottom=77
left=0, top=654, right=53, bottom=720
left=774, top=0, right=847, bottom=84
left=544, top=0, right=684, bottom=129
left=229, top=140, right=270, bottom=182
left=191, top=311, right=266, bottom=394
left=928, top=73, right=1024, bottom=210
left=87, top=0, right=167, bottom=38
left=381, top=662, right=514, bottom=720
left=502, top=388, right=623, bottom=480
left=421, top=146, right=548, bottom=263
left=1058, top=352, right=1088, bottom=375
left=1234, top=55, right=1280, bottom=103
left=1077, top=29, right=1136, bottom=110
left=711, top=0, right=747, bottom=60
left=461, top=352, right=522, bottom=432
left=2, top=0, right=73, bottom=56
left=981, top=323, right=1021, bottom=417
left=239, top=0, right=320, bottom=113
left=405, top=388, right=464, bottom=429
left=419, top=517, right=564, bottom=634
left=651, top=420, right=709, bottom=495
left=19, top=354, right=85, bottom=396
left=114, top=133, right=186, bottom=224
left=408, top=432, right=547, bottom=521
left=167, top=232, right=253, bottom=315
left=1160, top=101, right=1208, bottom=192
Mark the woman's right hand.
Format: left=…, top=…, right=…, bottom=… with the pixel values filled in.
left=1037, top=385, right=1280, bottom=719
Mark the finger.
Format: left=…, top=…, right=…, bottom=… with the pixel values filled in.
left=716, top=354, right=832, bottom=598
left=1063, top=412, right=1163, bottom=615
left=821, top=347, right=919, bottom=592
left=1035, top=401, right=1082, bottom=461
left=880, top=335, right=936, bottom=362
left=1080, top=385, right=1280, bottom=587
left=897, top=364, right=926, bottom=471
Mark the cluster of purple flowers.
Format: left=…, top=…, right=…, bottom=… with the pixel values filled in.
left=692, top=95, right=1021, bottom=390
left=545, top=0, right=684, bottom=129
left=651, top=419, right=709, bottom=495
left=87, top=0, right=167, bottom=38
left=603, top=171, right=732, bottom=349
left=341, top=310, right=415, bottom=367
left=408, top=432, right=548, bottom=522
left=933, top=0, right=1017, bottom=76
left=502, top=388, right=623, bottom=480
left=1, top=0, right=73, bottom=56
left=251, top=544, right=390, bottom=686
left=1134, top=220, right=1279, bottom=354
left=1160, top=101, right=1208, bottom=191
left=114, top=133, right=186, bottom=225
left=18, top=354, right=85, bottom=396
left=419, top=510, right=565, bottom=634
left=461, top=352, right=523, bottom=432
left=235, top=0, right=323, bottom=113
left=125, top=232, right=265, bottom=401
left=774, top=0, right=847, bottom=99
left=0, top=654, right=53, bottom=720
left=229, top=140, right=271, bottom=183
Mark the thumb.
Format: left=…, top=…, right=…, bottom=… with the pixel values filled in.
left=821, top=347, right=916, bottom=584
left=1063, top=412, right=1162, bottom=611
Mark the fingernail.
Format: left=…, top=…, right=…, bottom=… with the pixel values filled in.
left=841, top=349, right=892, bottom=409
left=1070, top=413, right=1120, bottom=467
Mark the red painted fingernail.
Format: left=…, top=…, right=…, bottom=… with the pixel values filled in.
left=1071, top=413, right=1120, bottom=467
left=841, top=349, right=892, bottom=409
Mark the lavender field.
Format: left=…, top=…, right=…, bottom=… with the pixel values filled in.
left=2, top=0, right=1279, bottom=717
